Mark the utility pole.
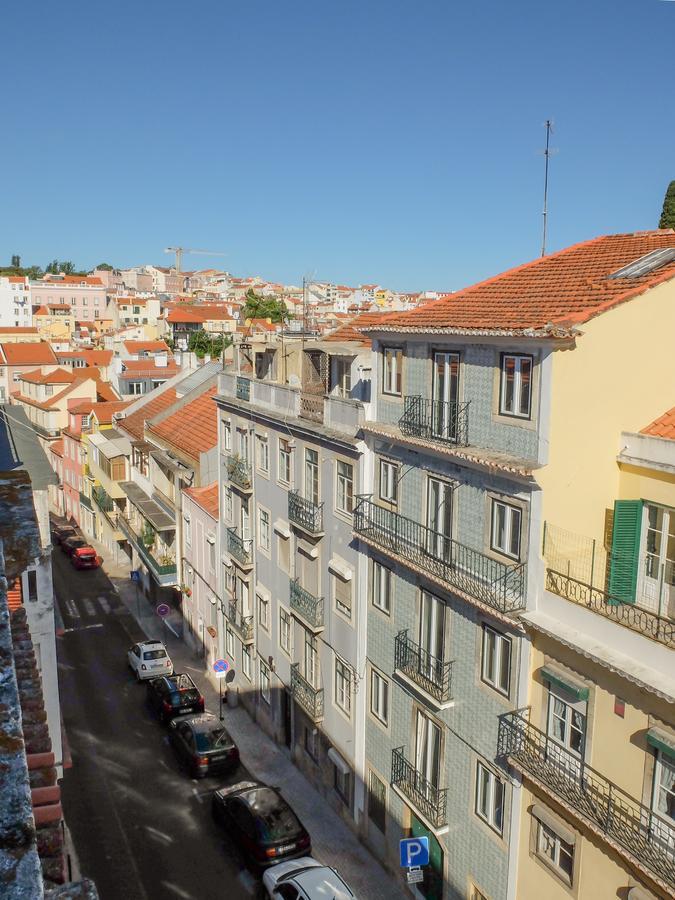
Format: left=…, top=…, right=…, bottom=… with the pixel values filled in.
left=541, top=119, right=553, bottom=257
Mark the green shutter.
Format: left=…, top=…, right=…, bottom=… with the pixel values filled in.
left=607, top=499, right=642, bottom=604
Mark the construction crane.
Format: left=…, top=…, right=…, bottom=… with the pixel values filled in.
left=164, top=247, right=228, bottom=274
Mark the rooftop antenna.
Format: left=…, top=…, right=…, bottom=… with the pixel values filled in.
left=541, top=120, right=555, bottom=257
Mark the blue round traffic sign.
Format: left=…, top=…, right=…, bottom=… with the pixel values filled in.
left=213, top=658, right=229, bottom=674
left=156, top=603, right=171, bottom=618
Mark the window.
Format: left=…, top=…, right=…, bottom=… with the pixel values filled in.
left=26, top=570, right=38, bottom=603
left=334, top=764, right=351, bottom=805
left=382, top=347, right=402, bottom=395
left=475, top=761, right=505, bottom=835
left=333, top=573, right=352, bottom=618
left=304, top=726, right=319, bottom=761
left=241, top=646, right=251, bottom=681
left=222, top=419, right=232, bottom=452
left=278, top=533, right=290, bottom=574
left=258, top=591, right=269, bottom=630
left=129, top=382, right=144, bottom=395
left=653, top=750, right=675, bottom=825
left=258, top=507, right=270, bottom=552
left=333, top=357, right=352, bottom=398
left=536, top=821, right=574, bottom=884
left=207, top=538, right=215, bottom=574
left=223, top=485, right=233, bottom=525
left=44, top=385, right=53, bottom=397
left=278, top=438, right=291, bottom=485
left=370, top=669, right=389, bottom=725
left=491, top=499, right=522, bottom=560
left=481, top=625, right=512, bottom=696
left=184, top=516, right=192, bottom=549
left=500, top=354, right=532, bottom=418
left=371, top=560, right=392, bottom=613
left=256, top=435, right=269, bottom=473
left=225, top=626, right=235, bottom=659
left=379, top=459, right=398, bottom=504
left=304, top=449, right=319, bottom=505
left=151, top=379, right=164, bottom=389
left=259, top=658, right=271, bottom=704
left=368, top=771, right=386, bottom=833
left=334, top=656, right=352, bottom=716
left=279, top=608, right=291, bottom=654
left=547, top=687, right=586, bottom=760
left=335, top=461, right=354, bottom=514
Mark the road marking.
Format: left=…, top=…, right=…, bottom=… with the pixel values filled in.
left=159, top=883, right=193, bottom=899
left=144, top=825, right=173, bottom=845
left=65, top=598, right=80, bottom=619
left=61, top=623, right=105, bottom=634
left=83, top=598, right=97, bottom=617
left=238, top=870, right=258, bottom=895
left=164, top=620, right=181, bottom=638
left=98, top=596, right=111, bottom=614
left=191, top=787, right=204, bottom=804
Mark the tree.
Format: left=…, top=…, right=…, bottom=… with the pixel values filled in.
left=45, top=259, right=76, bottom=275
left=242, top=289, right=289, bottom=324
left=26, top=265, right=44, bottom=280
left=96, top=262, right=114, bottom=271
left=10, top=254, right=20, bottom=268
left=659, top=181, right=675, bottom=230
left=188, top=329, right=231, bottom=359
left=45, top=259, right=60, bottom=274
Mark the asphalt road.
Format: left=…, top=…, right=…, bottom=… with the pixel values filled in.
left=54, top=545, right=257, bottom=900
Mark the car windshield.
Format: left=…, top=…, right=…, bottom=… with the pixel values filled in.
left=250, top=790, right=301, bottom=842
left=194, top=727, right=232, bottom=752
left=143, top=649, right=166, bottom=660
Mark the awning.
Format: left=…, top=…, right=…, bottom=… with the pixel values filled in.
left=646, top=727, right=675, bottom=758
left=328, top=556, right=353, bottom=581
left=150, top=448, right=194, bottom=475
left=88, top=430, right=131, bottom=460
left=327, top=747, right=351, bottom=776
left=530, top=804, right=576, bottom=846
left=302, top=341, right=359, bottom=355
left=119, top=481, right=175, bottom=531
left=541, top=665, right=589, bottom=702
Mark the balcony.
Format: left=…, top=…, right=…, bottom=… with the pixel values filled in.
left=391, top=747, right=448, bottom=831
left=226, top=599, right=254, bottom=644
left=354, top=498, right=526, bottom=614
left=78, top=490, right=93, bottom=512
left=236, top=377, right=250, bottom=401
left=289, top=578, right=324, bottom=631
left=118, top=516, right=178, bottom=586
left=399, top=397, right=470, bottom=447
left=226, top=454, right=252, bottom=491
left=288, top=490, right=324, bottom=535
left=394, top=630, right=453, bottom=705
left=290, top=663, right=324, bottom=722
left=499, top=711, right=675, bottom=893
left=299, top=392, right=324, bottom=424
left=227, top=527, right=253, bottom=568
left=92, top=485, right=114, bottom=513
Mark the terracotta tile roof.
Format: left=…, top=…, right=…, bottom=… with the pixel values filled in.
left=7, top=276, right=26, bottom=284
left=119, top=388, right=178, bottom=440
left=0, top=327, right=38, bottom=334
left=123, top=340, right=171, bottom=354
left=167, top=306, right=233, bottom=323
left=20, top=368, right=74, bottom=385
left=69, top=400, right=131, bottom=424
left=49, top=440, right=64, bottom=458
left=184, top=482, right=219, bottom=519
left=57, top=349, right=113, bottom=366
left=323, top=312, right=395, bottom=346
left=641, top=406, right=675, bottom=440
left=375, top=231, right=675, bottom=336
left=94, top=381, right=119, bottom=402
left=42, top=275, right=103, bottom=286
left=148, top=386, right=218, bottom=458
left=119, top=359, right=180, bottom=379
left=0, top=342, right=57, bottom=365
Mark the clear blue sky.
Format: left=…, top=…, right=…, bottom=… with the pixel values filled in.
left=2, top=0, right=674, bottom=291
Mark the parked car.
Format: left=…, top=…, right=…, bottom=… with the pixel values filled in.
left=71, top=546, right=101, bottom=569
left=263, top=858, right=355, bottom=900
left=211, top=781, right=311, bottom=868
left=52, top=524, right=78, bottom=545
left=61, top=536, right=89, bottom=556
left=146, top=672, right=204, bottom=721
left=128, top=640, right=174, bottom=682
left=168, top=713, right=239, bottom=778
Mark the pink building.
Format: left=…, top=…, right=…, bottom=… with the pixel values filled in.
left=30, top=275, right=107, bottom=323
left=180, top=483, right=219, bottom=667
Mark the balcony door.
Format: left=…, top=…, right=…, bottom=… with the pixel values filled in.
left=240, top=498, right=251, bottom=541
left=546, top=686, right=586, bottom=781
left=432, top=352, right=459, bottom=439
left=304, top=630, right=318, bottom=687
left=640, top=504, right=675, bottom=618
left=304, top=449, right=319, bottom=506
left=426, top=478, right=453, bottom=563
left=238, top=428, right=249, bottom=462
left=415, top=710, right=442, bottom=792
left=418, top=591, right=445, bottom=683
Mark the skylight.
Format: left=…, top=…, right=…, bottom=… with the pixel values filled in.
left=608, top=247, right=675, bottom=280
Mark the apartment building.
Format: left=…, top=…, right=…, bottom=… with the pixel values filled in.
left=120, top=268, right=154, bottom=293
left=30, top=274, right=107, bottom=322
left=213, top=323, right=373, bottom=828
left=0, top=275, right=32, bottom=327
left=144, top=265, right=183, bottom=295
left=355, top=231, right=675, bottom=900
left=0, top=340, right=57, bottom=401
left=181, top=483, right=220, bottom=664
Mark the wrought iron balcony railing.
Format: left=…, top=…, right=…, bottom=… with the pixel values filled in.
left=227, top=454, right=252, bottom=490
left=118, top=516, right=178, bottom=585
left=92, top=485, right=114, bottom=513
left=399, top=396, right=470, bottom=447
left=288, top=490, right=324, bottom=534
left=290, top=578, right=324, bottom=630
left=499, top=711, right=675, bottom=891
left=226, top=599, right=254, bottom=643
left=546, top=569, right=675, bottom=650
left=236, top=377, right=250, bottom=401
left=290, top=663, right=324, bottom=722
left=227, top=527, right=253, bottom=567
left=394, top=630, right=453, bottom=704
left=391, top=747, right=448, bottom=830
left=354, top=498, right=526, bottom=613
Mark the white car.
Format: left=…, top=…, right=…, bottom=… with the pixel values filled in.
left=127, top=640, right=173, bottom=681
left=263, top=858, right=355, bottom=900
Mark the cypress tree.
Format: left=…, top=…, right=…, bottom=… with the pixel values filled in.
left=659, top=180, right=675, bottom=229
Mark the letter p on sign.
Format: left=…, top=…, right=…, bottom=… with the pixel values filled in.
left=399, top=836, right=430, bottom=868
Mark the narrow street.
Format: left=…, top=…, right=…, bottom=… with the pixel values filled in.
left=54, top=546, right=256, bottom=900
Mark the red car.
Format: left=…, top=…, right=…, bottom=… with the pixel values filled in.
left=71, top=546, right=101, bottom=569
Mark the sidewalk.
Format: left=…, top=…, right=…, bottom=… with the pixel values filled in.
left=98, top=547, right=405, bottom=900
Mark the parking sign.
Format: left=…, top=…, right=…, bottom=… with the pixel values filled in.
left=399, top=836, right=429, bottom=868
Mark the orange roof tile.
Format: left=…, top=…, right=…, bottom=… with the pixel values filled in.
left=7, top=276, right=26, bottom=284
left=0, top=326, right=38, bottom=333
left=49, top=440, right=64, bottom=458
left=166, top=306, right=233, bottom=323
left=148, top=387, right=218, bottom=458
left=69, top=399, right=131, bottom=424
left=119, top=359, right=180, bottom=379
left=375, top=231, right=675, bottom=336
left=323, top=312, right=394, bottom=346
left=123, top=340, right=171, bottom=355
left=119, top=388, right=179, bottom=441
left=641, top=406, right=675, bottom=440
left=184, top=483, right=219, bottom=519
left=0, top=342, right=58, bottom=365
left=20, top=367, right=74, bottom=385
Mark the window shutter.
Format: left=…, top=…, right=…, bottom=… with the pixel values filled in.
left=608, top=500, right=642, bottom=604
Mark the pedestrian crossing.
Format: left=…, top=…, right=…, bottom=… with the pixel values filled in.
left=57, top=592, right=122, bottom=630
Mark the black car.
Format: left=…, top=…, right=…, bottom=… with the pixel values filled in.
left=62, top=536, right=90, bottom=556
left=211, top=781, right=311, bottom=868
left=146, top=672, right=204, bottom=722
left=52, top=524, right=78, bottom=546
left=168, top=713, right=239, bottom=778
